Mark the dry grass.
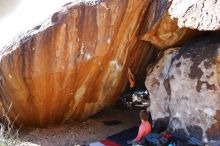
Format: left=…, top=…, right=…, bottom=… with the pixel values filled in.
left=0, top=104, right=19, bottom=146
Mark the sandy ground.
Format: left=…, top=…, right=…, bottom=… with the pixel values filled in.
left=18, top=105, right=140, bottom=146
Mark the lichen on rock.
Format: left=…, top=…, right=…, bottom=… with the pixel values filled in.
left=169, top=0, right=220, bottom=30
left=146, top=34, right=220, bottom=141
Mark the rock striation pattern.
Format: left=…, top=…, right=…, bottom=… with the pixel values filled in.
left=145, top=34, right=220, bottom=141
left=0, top=0, right=154, bottom=126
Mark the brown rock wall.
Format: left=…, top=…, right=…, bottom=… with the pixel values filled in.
left=0, top=0, right=154, bottom=126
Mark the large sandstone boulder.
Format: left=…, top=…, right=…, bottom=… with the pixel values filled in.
left=169, top=0, right=220, bottom=30
left=145, top=34, right=220, bottom=142
left=139, top=0, right=199, bottom=49
left=0, top=0, right=155, bottom=127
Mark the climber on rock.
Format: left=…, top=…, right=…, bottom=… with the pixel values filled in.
left=119, top=68, right=136, bottom=108
left=127, top=67, right=135, bottom=90
left=128, top=70, right=153, bottom=130
left=120, top=68, right=151, bottom=108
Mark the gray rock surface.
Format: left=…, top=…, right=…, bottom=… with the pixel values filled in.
left=146, top=34, right=220, bottom=141
left=169, top=0, right=220, bottom=30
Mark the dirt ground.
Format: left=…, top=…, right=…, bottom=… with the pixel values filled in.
left=18, top=104, right=140, bottom=146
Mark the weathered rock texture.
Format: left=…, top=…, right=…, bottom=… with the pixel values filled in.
left=145, top=34, right=220, bottom=141
left=0, top=0, right=155, bottom=127
left=140, top=0, right=198, bottom=49
left=169, top=0, right=220, bottom=30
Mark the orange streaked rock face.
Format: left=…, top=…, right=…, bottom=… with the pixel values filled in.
left=140, top=0, right=199, bottom=49
left=0, top=0, right=154, bottom=127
